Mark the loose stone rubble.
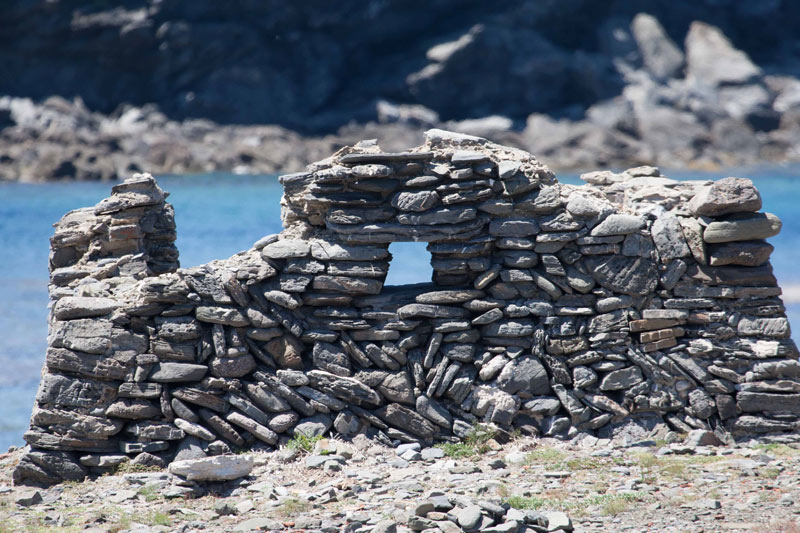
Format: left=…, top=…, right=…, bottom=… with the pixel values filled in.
left=4, top=433, right=800, bottom=532
left=14, top=129, right=798, bottom=487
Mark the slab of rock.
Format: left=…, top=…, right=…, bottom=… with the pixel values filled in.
left=375, top=403, right=436, bottom=439
left=392, top=190, right=439, bottom=212
left=599, top=367, right=644, bottom=391
left=689, top=177, right=762, bottom=216
left=261, top=239, right=310, bottom=259
left=586, top=255, right=658, bottom=296
left=703, top=212, right=781, bottom=243
left=708, top=240, right=773, bottom=266
left=168, top=454, right=254, bottom=481
left=53, top=296, right=117, bottom=320
left=590, top=214, right=645, bottom=236
left=651, top=215, right=690, bottom=260
left=195, top=306, right=249, bottom=327
left=310, top=240, right=388, bottom=261
left=148, top=362, right=207, bottom=382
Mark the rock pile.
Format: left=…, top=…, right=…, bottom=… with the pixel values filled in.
left=14, top=130, right=798, bottom=486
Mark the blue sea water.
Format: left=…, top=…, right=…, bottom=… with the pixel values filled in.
left=1, top=168, right=799, bottom=451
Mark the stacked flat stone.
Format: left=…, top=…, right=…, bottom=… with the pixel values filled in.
left=15, top=130, right=799, bottom=486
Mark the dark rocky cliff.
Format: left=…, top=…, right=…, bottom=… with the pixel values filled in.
left=3, top=1, right=800, bottom=180
left=2, top=0, right=799, bottom=131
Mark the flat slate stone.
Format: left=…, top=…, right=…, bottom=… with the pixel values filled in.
left=168, top=455, right=254, bottom=481
left=600, top=366, right=644, bottom=391
left=709, top=240, right=773, bottom=266
left=651, top=215, right=691, bottom=260
left=374, top=403, right=436, bottom=439
left=586, top=255, right=658, bottom=296
left=391, top=190, right=439, bottom=212
left=195, top=306, right=249, bottom=327
left=590, top=214, right=646, bottom=236
left=703, top=212, right=781, bottom=243
left=53, top=297, right=117, bottom=320
left=686, top=264, right=777, bottom=287
left=149, top=362, right=207, bottom=382
left=489, top=218, right=540, bottom=237
left=310, top=240, right=389, bottom=261
left=737, top=392, right=800, bottom=414
left=396, top=206, right=477, bottom=225
left=260, top=239, right=311, bottom=259
left=415, top=290, right=484, bottom=304
left=339, top=151, right=434, bottom=164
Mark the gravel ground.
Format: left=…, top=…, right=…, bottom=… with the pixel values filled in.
left=3, top=431, right=800, bottom=532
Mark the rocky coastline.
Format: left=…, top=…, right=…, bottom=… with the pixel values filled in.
left=3, top=11, right=800, bottom=182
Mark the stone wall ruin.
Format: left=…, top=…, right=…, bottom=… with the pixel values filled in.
left=14, top=129, right=799, bottom=485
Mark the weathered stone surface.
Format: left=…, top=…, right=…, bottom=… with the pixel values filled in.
left=195, top=306, right=249, bottom=327
left=590, top=214, right=645, bottom=236
left=261, top=239, right=310, bottom=259
left=737, top=392, right=800, bottom=414
left=689, top=177, right=762, bottom=216
left=53, top=297, right=117, bottom=320
left=46, top=347, right=128, bottom=381
left=36, top=374, right=117, bottom=409
left=375, top=403, right=436, bottom=439
left=709, top=241, right=773, bottom=266
left=489, top=218, right=539, bottom=237
left=313, top=275, right=383, bottom=294
left=149, top=363, right=207, bottom=382
left=265, top=334, right=304, bottom=370
left=308, top=370, right=382, bottom=407
left=310, top=241, right=388, bottom=261
left=126, top=421, right=184, bottom=440
left=497, top=356, right=550, bottom=395
left=52, top=318, right=112, bottom=355
left=599, top=367, right=644, bottom=391
left=210, top=353, right=256, bottom=378
left=169, top=455, right=254, bottom=481
left=586, top=256, right=658, bottom=296
left=396, top=206, right=476, bottom=225
left=391, top=190, right=439, bottom=212
left=738, top=316, right=791, bottom=338
left=651, top=215, right=691, bottom=260
left=703, top=213, right=781, bottom=243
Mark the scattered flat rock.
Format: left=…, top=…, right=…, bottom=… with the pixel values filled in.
left=168, top=455, right=254, bottom=481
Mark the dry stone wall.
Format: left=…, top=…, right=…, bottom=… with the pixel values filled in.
left=15, top=129, right=799, bottom=486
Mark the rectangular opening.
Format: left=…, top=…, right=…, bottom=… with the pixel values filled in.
left=384, top=242, right=434, bottom=286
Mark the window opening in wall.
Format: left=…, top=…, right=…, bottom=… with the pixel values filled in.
left=384, top=242, right=434, bottom=286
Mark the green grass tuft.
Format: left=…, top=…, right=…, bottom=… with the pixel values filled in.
left=287, top=434, right=323, bottom=453
left=436, top=423, right=497, bottom=458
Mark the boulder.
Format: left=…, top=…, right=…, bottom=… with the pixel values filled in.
left=168, top=455, right=254, bottom=481
left=631, top=13, right=684, bottom=80
left=685, top=21, right=761, bottom=88
left=689, top=177, right=762, bottom=216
